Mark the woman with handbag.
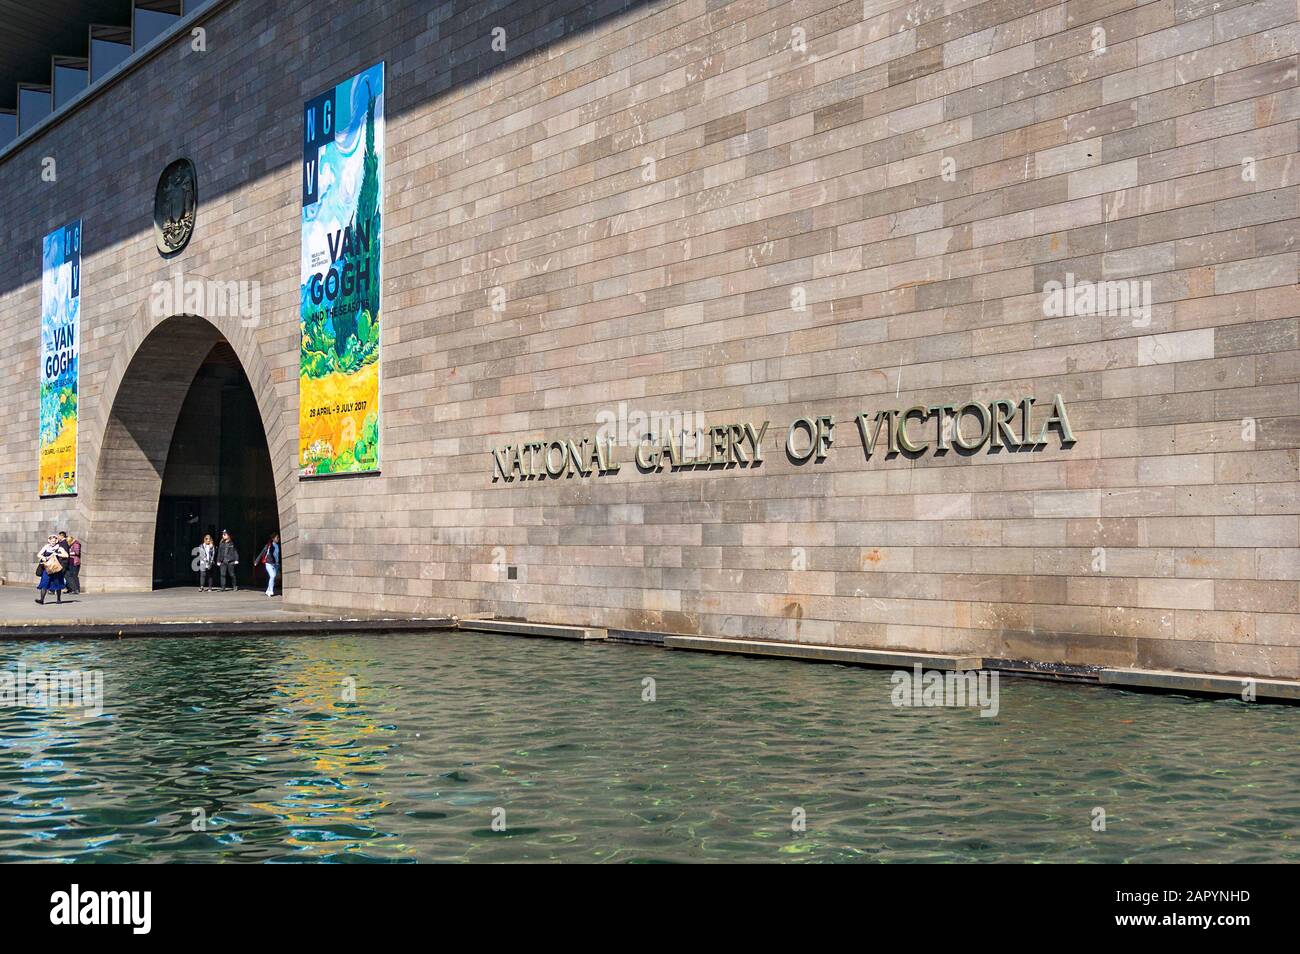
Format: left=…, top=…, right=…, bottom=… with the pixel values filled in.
left=256, top=532, right=280, bottom=597
left=35, top=534, right=69, bottom=605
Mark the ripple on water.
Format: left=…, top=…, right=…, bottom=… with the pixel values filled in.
left=0, top=633, right=1297, bottom=862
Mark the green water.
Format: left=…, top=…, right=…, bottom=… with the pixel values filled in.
left=0, top=632, right=1296, bottom=862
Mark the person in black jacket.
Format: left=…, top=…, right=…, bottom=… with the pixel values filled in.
left=216, top=529, right=240, bottom=592
left=63, top=532, right=83, bottom=595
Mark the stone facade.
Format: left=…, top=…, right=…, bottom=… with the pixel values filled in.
left=1, top=0, right=1299, bottom=677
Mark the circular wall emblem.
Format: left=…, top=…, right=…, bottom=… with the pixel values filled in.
left=154, top=158, right=198, bottom=255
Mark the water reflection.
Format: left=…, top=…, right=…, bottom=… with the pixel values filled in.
left=0, top=633, right=1296, bottom=862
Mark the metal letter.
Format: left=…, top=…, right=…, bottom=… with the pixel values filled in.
left=1036, top=393, right=1077, bottom=446
left=989, top=399, right=1020, bottom=449
left=953, top=402, right=992, bottom=450
left=897, top=406, right=929, bottom=453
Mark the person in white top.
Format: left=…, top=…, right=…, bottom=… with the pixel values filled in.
left=196, top=533, right=216, bottom=591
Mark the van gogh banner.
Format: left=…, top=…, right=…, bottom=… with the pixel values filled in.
left=39, top=220, right=81, bottom=497
left=299, top=62, right=383, bottom=476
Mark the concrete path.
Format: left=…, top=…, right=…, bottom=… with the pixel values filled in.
left=0, top=586, right=454, bottom=639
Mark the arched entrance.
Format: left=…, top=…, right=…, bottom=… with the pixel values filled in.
left=152, top=340, right=278, bottom=587
left=89, top=314, right=284, bottom=592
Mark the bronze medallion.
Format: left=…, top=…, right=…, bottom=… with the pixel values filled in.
left=154, top=158, right=197, bottom=255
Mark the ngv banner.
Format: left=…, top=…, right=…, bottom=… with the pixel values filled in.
left=39, top=221, right=81, bottom=497
left=299, top=62, right=383, bottom=477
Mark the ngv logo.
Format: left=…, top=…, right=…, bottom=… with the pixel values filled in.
left=49, top=884, right=151, bottom=934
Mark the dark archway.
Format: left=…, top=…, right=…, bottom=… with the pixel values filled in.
left=89, top=313, right=289, bottom=594
left=152, top=340, right=279, bottom=588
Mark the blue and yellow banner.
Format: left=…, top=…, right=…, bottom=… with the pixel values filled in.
left=39, top=220, right=81, bottom=497
left=299, top=62, right=383, bottom=477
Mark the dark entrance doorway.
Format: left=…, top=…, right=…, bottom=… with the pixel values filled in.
left=152, top=340, right=279, bottom=588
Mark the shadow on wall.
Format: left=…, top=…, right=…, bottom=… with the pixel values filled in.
left=1, top=0, right=661, bottom=298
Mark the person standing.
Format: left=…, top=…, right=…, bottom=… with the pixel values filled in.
left=35, top=534, right=69, bottom=605
left=257, top=532, right=281, bottom=598
left=216, top=529, right=240, bottom=592
left=63, top=533, right=82, bottom=595
left=196, top=533, right=216, bottom=591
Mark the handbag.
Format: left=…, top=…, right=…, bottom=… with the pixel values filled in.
left=43, top=554, right=63, bottom=574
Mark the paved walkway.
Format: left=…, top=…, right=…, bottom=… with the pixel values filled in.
left=0, top=586, right=454, bottom=639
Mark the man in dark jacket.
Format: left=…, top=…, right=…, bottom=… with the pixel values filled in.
left=216, top=530, right=240, bottom=591
left=62, top=532, right=82, bottom=595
